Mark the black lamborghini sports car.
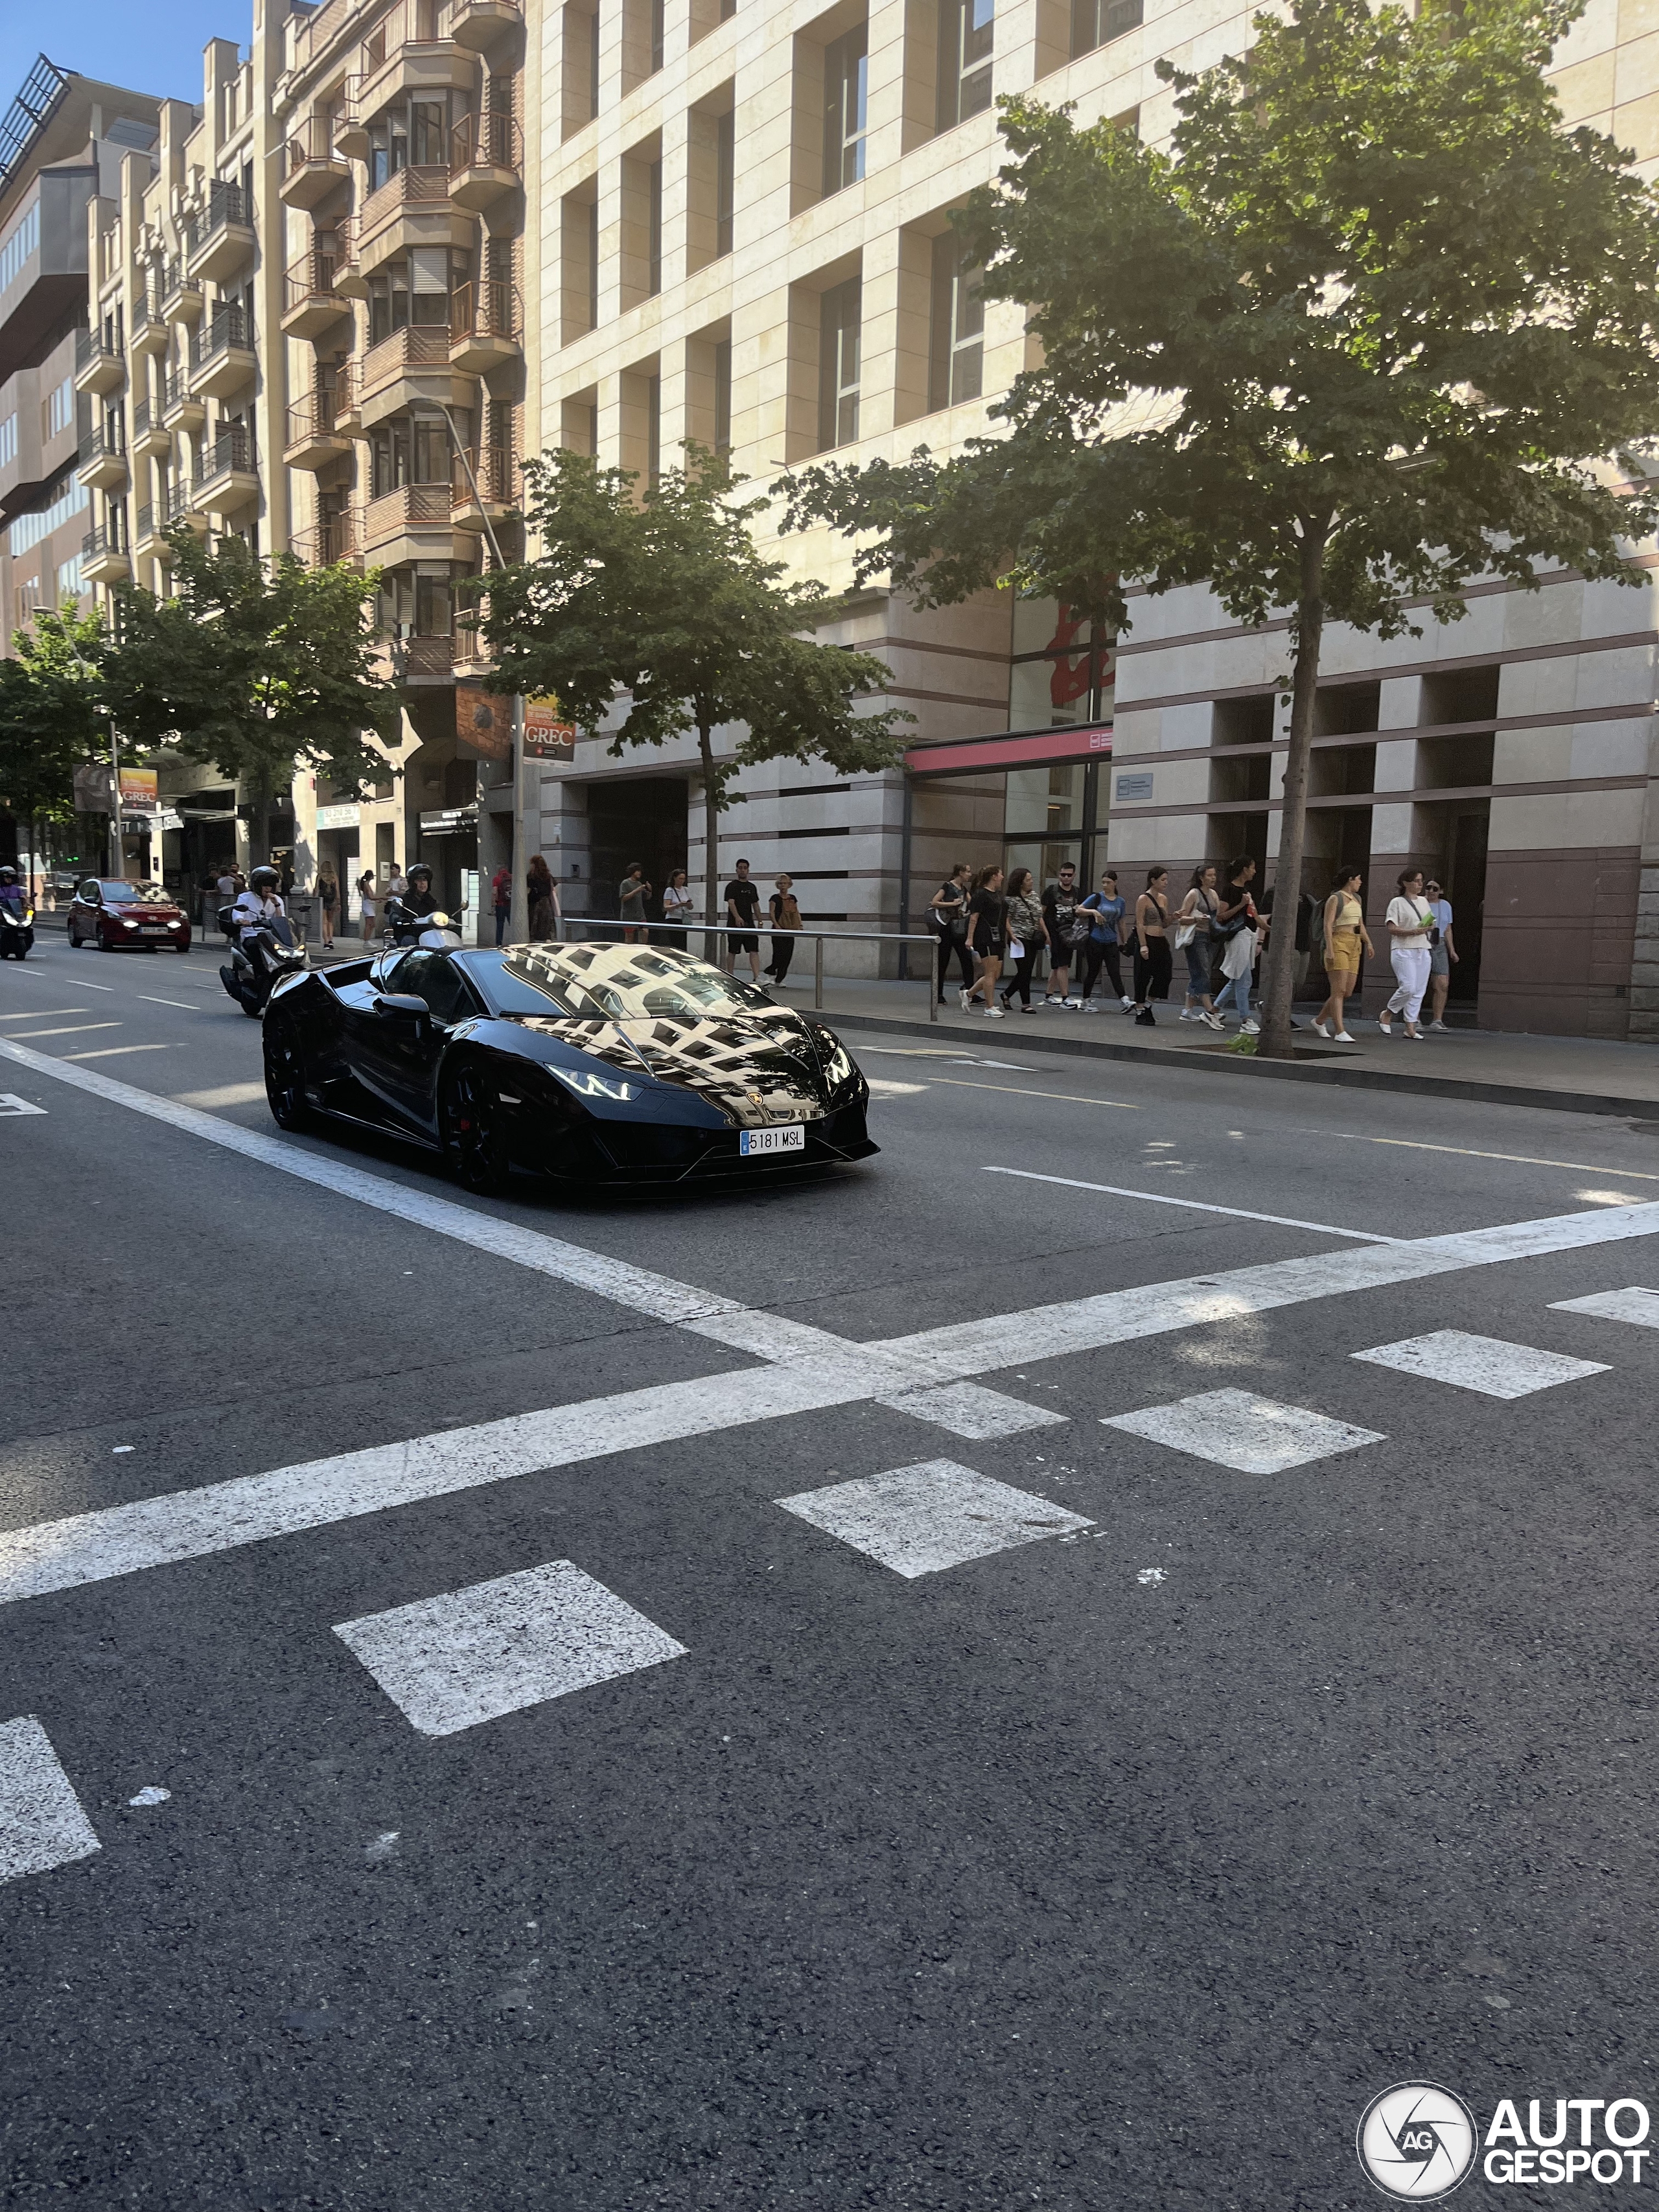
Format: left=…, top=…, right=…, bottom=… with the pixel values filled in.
left=261, top=938, right=877, bottom=1191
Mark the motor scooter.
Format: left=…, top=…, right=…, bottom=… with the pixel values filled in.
left=218, top=907, right=307, bottom=1016
left=382, top=898, right=465, bottom=951
left=0, top=902, right=34, bottom=959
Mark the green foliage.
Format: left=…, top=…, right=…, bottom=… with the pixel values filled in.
left=104, top=528, right=401, bottom=859
left=480, top=446, right=910, bottom=915
left=0, top=604, right=109, bottom=830
left=782, top=0, right=1659, bottom=1051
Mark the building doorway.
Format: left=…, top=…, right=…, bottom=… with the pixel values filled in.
left=583, top=777, right=688, bottom=921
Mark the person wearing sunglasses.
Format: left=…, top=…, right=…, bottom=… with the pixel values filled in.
left=1424, top=876, right=1457, bottom=1030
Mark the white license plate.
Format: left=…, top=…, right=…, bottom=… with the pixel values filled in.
left=740, top=1125, right=804, bottom=1156
left=139, top=926, right=169, bottom=936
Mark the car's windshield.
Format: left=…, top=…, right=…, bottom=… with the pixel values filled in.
left=466, top=944, right=778, bottom=1022
left=99, top=881, right=170, bottom=904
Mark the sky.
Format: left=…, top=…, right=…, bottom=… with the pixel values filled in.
left=0, top=0, right=255, bottom=124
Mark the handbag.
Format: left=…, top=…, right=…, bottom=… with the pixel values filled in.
left=1174, top=922, right=1196, bottom=950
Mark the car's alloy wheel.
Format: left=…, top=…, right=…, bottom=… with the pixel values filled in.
left=262, top=1018, right=312, bottom=1130
left=445, top=1062, right=509, bottom=1194
left=67, top=926, right=82, bottom=948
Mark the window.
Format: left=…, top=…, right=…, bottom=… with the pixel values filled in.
left=713, top=336, right=732, bottom=452
left=651, top=0, right=666, bottom=70
left=1071, top=0, right=1141, bottom=58
left=44, top=375, right=73, bottom=439
left=646, top=373, right=662, bottom=483
left=937, top=0, right=993, bottom=129
left=0, top=413, right=14, bottom=468
left=822, top=25, right=868, bottom=196
left=1008, top=598, right=1115, bottom=728
left=715, top=110, right=734, bottom=256
left=589, top=197, right=600, bottom=327
left=0, top=202, right=40, bottom=296
left=6, top=472, right=87, bottom=555
left=370, top=412, right=471, bottom=494
left=393, top=949, right=478, bottom=1023
left=818, top=279, right=861, bottom=451
left=369, top=248, right=467, bottom=343
left=367, top=97, right=452, bottom=189
left=928, top=231, right=983, bottom=408
left=378, top=567, right=459, bottom=636
left=647, top=157, right=663, bottom=294
left=14, top=577, right=41, bottom=627
left=57, top=553, right=84, bottom=602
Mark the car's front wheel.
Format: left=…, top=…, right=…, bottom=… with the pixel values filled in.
left=67, top=922, right=82, bottom=948
left=263, top=1016, right=312, bottom=1130
left=443, top=1060, right=510, bottom=1194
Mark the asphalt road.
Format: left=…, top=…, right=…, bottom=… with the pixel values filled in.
left=5, top=933, right=1659, bottom=2210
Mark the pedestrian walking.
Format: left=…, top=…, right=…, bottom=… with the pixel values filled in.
left=1213, top=856, right=1260, bottom=1031
left=765, top=874, right=804, bottom=983
left=661, top=868, right=694, bottom=944
left=387, top=863, right=406, bottom=904
left=356, top=870, right=377, bottom=944
left=930, top=862, right=975, bottom=1002
left=724, top=859, right=763, bottom=981
left=318, top=868, right=338, bottom=948
left=1424, top=874, right=1457, bottom=1030
left=1041, top=860, right=1084, bottom=1007
left=1176, top=865, right=1224, bottom=1029
left=1314, top=865, right=1373, bottom=1041
left=1378, top=868, right=1434, bottom=1038
left=491, top=863, right=512, bottom=946
left=999, top=867, right=1049, bottom=1012
left=619, top=860, right=650, bottom=944
left=1131, top=868, right=1173, bottom=1025
left=962, top=863, right=1007, bottom=1017
left=527, top=855, right=558, bottom=942
left=1078, top=868, right=1133, bottom=1011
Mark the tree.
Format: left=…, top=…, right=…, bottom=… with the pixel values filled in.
left=478, top=446, right=910, bottom=922
left=783, top=0, right=1659, bottom=1055
left=103, top=528, right=402, bottom=866
left=0, top=605, right=109, bottom=880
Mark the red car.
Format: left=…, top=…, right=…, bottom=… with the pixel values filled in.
left=67, top=878, right=192, bottom=953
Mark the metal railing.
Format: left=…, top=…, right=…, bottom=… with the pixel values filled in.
left=186, top=180, right=251, bottom=261
left=452, top=444, right=515, bottom=511
left=450, top=108, right=521, bottom=176
left=191, top=303, right=254, bottom=371
left=450, top=277, right=521, bottom=350
left=199, top=424, right=256, bottom=483
left=557, top=919, right=943, bottom=1021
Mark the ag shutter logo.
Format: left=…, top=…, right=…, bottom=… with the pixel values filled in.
left=1357, top=2082, right=1479, bottom=2200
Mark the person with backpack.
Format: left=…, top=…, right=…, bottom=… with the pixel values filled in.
left=1078, top=868, right=1133, bottom=1012
left=999, top=867, right=1049, bottom=1012
left=1041, top=860, right=1085, bottom=1007
left=1213, top=856, right=1260, bottom=1032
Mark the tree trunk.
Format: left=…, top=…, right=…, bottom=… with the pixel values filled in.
left=698, top=717, right=720, bottom=964
left=248, top=767, right=272, bottom=869
left=1257, top=521, right=1328, bottom=1062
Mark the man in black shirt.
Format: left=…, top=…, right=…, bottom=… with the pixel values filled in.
left=1041, top=861, right=1084, bottom=1007
left=724, top=858, right=762, bottom=981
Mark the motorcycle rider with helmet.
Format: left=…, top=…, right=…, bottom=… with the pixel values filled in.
left=232, top=864, right=286, bottom=937
left=0, top=865, right=24, bottom=914
left=385, top=862, right=441, bottom=940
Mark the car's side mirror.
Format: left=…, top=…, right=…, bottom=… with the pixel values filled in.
left=375, top=994, right=429, bottom=1021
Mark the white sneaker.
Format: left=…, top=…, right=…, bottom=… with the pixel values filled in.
left=984, top=1006, right=1006, bottom=1019
left=958, top=988, right=973, bottom=1012
left=1313, top=1019, right=1330, bottom=1038
left=1240, top=1019, right=1260, bottom=1035
left=1333, top=1029, right=1356, bottom=1042
left=1200, top=1011, right=1224, bottom=1031
left=1179, top=1008, right=1198, bottom=1021
left=1427, top=1019, right=1447, bottom=1032
left=1079, top=999, right=1100, bottom=1012
left=1119, top=999, right=1137, bottom=1014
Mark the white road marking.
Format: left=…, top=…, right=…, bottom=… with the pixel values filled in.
left=137, top=996, right=198, bottom=1010
left=334, top=1561, right=687, bottom=1736
left=128, top=1786, right=170, bottom=1806
left=0, top=1010, right=91, bottom=1020
left=5, top=1023, right=119, bottom=1040
left=776, top=1461, right=1092, bottom=1578
left=982, top=1164, right=1400, bottom=1244
left=1336, top=1133, right=1659, bottom=1183
left=875, top=1381, right=1067, bottom=1439
left=64, top=1044, right=177, bottom=1061
left=1104, top=1389, right=1385, bottom=1474
left=865, top=1078, right=929, bottom=1097
left=1550, top=1287, right=1659, bottom=1329
left=172, top=1082, right=268, bottom=1108
left=1351, top=1329, right=1610, bottom=1399
left=0, top=1716, right=100, bottom=1882
left=0, top=1094, right=45, bottom=1117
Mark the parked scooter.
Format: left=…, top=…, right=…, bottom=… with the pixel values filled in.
left=218, top=906, right=307, bottom=1017
left=0, top=902, right=34, bottom=959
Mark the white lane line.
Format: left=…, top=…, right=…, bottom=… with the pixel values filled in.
left=982, top=1164, right=1399, bottom=1244
left=1336, top=1132, right=1659, bottom=1183
left=0, top=1716, right=100, bottom=1882
left=137, top=996, right=199, bottom=1010
left=5, top=1023, right=120, bottom=1041
left=63, top=1044, right=176, bottom=1061
left=172, top=1082, right=267, bottom=1108
left=0, top=1010, right=92, bottom=1020
left=1351, top=1329, right=1609, bottom=1399
left=1103, top=1389, right=1384, bottom=1474
left=334, top=1561, right=687, bottom=1736
left=9, top=1196, right=1659, bottom=1606
left=776, top=1461, right=1092, bottom=1579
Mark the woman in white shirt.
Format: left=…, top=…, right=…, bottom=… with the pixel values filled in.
left=1379, top=868, right=1435, bottom=1040
left=660, top=869, right=695, bottom=944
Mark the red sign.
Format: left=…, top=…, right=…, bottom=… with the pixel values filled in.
left=905, top=724, right=1113, bottom=778
left=522, top=694, right=575, bottom=762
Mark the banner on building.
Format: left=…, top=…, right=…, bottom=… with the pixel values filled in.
left=455, top=684, right=510, bottom=761
left=119, top=768, right=159, bottom=807
left=522, top=694, right=575, bottom=762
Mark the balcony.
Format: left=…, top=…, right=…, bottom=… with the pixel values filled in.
left=361, top=479, right=480, bottom=566
left=130, top=399, right=170, bottom=463
left=284, top=375, right=357, bottom=471
left=131, top=298, right=168, bottom=356
left=74, top=328, right=123, bottom=397
left=290, top=509, right=363, bottom=570
left=185, top=181, right=256, bottom=286
left=352, top=37, right=477, bottom=138
left=334, top=75, right=369, bottom=159
left=78, top=423, right=128, bottom=495
left=133, top=500, right=163, bottom=555
left=161, top=368, right=205, bottom=434
left=448, top=110, right=521, bottom=211
left=281, top=117, right=353, bottom=208
left=164, top=480, right=210, bottom=539
left=194, top=425, right=260, bottom=515
left=398, top=634, right=456, bottom=684
left=448, top=0, right=524, bottom=53
left=189, top=305, right=257, bottom=401
left=449, top=280, right=521, bottom=373
left=451, top=445, right=516, bottom=526
left=160, top=258, right=204, bottom=325
left=355, top=166, right=469, bottom=278
left=81, top=524, right=131, bottom=586
left=359, top=322, right=475, bottom=428
left=281, top=239, right=351, bottom=338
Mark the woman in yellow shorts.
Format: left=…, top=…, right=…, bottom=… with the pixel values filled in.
left=1316, top=864, right=1374, bottom=1041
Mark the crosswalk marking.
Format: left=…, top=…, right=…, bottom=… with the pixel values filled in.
left=1549, top=1288, right=1659, bottom=1329
left=1103, top=1389, right=1386, bottom=1474
left=776, top=1461, right=1093, bottom=1578
left=875, top=1381, right=1067, bottom=1439
left=333, top=1562, right=688, bottom=1736
left=0, top=1716, right=100, bottom=1883
left=1351, top=1329, right=1610, bottom=1398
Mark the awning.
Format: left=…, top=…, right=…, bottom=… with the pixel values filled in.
left=905, top=722, right=1113, bottom=777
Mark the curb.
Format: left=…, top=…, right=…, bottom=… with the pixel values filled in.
left=825, top=1008, right=1659, bottom=1124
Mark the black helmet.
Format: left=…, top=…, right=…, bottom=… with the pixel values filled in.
left=249, top=865, right=279, bottom=891
left=408, top=862, right=432, bottom=883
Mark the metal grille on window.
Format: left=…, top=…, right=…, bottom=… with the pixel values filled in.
left=937, top=0, right=993, bottom=130
left=928, top=231, right=983, bottom=410
left=818, top=279, right=861, bottom=452
left=822, top=25, right=868, bottom=196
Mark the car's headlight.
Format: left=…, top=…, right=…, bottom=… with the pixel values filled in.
left=550, top=1066, right=634, bottom=1102
left=165, top=920, right=180, bottom=929
left=820, top=1037, right=856, bottom=1088
left=121, top=918, right=138, bottom=929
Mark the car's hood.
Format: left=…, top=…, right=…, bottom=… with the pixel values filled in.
left=505, top=1007, right=834, bottom=1127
